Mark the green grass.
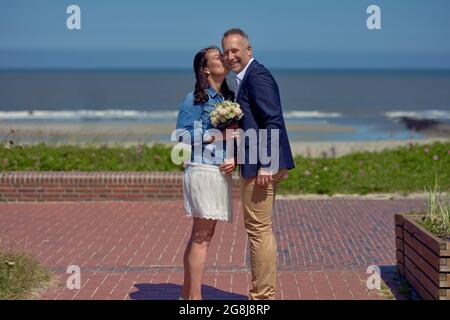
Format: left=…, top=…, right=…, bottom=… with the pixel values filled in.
left=278, top=141, right=450, bottom=195
left=1, top=141, right=449, bottom=195
left=416, top=177, right=450, bottom=240
left=379, top=281, right=395, bottom=300
left=0, top=249, right=51, bottom=299
left=1, top=143, right=180, bottom=172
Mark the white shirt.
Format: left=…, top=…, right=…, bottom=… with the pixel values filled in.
left=236, top=58, right=255, bottom=91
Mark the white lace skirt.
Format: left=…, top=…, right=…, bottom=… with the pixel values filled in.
left=183, top=162, right=233, bottom=223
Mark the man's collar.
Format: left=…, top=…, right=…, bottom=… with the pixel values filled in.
left=236, top=58, right=255, bottom=81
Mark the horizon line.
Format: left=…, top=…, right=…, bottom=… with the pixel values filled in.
left=2, top=67, right=450, bottom=72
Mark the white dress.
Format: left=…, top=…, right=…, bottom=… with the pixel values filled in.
left=183, top=162, right=233, bottom=223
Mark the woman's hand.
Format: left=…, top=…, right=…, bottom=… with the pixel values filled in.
left=219, top=158, right=236, bottom=175
left=222, top=123, right=240, bottom=140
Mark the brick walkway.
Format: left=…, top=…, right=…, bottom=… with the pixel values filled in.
left=0, top=198, right=424, bottom=300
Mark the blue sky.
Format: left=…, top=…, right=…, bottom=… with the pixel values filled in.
left=1, top=0, right=449, bottom=68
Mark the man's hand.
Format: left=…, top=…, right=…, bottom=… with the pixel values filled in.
left=256, top=168, right=289, bottom=187
left=256, top=168, right=273, bottom=187
left=219, top=158, right=236, bottom=176
left=273, top=169, right=289, bottom=184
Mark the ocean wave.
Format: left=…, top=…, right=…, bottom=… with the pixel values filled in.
left=384, top=110, right=450, bottom=120
left=0, top=109, right=343, bottom=120
left=284, top=111, right=342, bottom=118
left=0, top=110, right=179, bottom=120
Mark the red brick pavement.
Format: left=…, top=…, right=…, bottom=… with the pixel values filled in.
left=0, top=199, right=424, bottom=300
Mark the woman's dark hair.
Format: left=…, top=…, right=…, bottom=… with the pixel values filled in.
left=193, top=46, right=234, bottom=105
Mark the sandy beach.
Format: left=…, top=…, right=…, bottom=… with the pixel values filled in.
left=288, top=138, right=449, bottom=157
left=1, top=121, right=449, bottom=158
left=1, top=121, right=357, bottom=138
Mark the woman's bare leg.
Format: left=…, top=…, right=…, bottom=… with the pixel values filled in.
left=181, top=237, right=193, bottom=299
left=181, top=217, right=217, bottom=300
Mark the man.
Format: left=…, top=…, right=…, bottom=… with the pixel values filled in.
left=220, top=28, right=295, bottom=300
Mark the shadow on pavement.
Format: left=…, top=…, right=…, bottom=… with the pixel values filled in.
left=129, top=283, right=248, bottom=300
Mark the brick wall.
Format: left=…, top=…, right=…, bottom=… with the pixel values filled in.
left=0, top=172, right=241, bottom=202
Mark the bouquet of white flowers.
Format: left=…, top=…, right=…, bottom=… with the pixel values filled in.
left=210, top=101, right=244, bottom=130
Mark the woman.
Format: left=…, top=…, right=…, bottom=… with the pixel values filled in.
left=175, top=46, right=237, bottom=300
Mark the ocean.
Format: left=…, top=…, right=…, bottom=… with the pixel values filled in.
left=1, top=69, right=449, bottom=142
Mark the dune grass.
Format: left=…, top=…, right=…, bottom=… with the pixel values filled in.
left=416, top=178, right=450, bottom=240
left=279, top=140, right=450, bottom=195
left=1, top=140, right=449, bottom=195
left=0, top=248, right=51, bottom=300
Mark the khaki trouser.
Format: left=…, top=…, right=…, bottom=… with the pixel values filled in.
left=240, top=176, right=277, bottom=300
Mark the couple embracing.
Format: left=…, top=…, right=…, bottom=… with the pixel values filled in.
left=175, top=28, right=295, bottom=300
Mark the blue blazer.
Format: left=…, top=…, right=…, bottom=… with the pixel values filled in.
left=236, top=60, right=295, bottom=178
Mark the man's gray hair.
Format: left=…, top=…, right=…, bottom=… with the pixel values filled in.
left=222, top=28, right=251, bottom=45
